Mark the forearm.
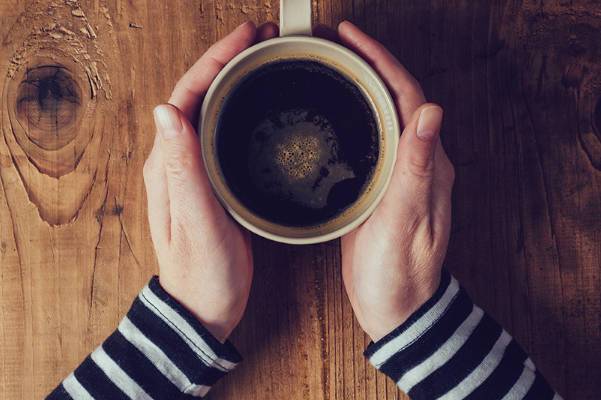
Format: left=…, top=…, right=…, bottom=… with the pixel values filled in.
left=46, top=277, right=240, bottom=399
left=365, top=270, right=561, bottom=400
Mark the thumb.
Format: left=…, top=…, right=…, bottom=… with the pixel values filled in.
left=401, top=103, right=443, bottom=179
left=152, top=104, right=221, bottom=235
left=379, top=103, right=443, bottom=217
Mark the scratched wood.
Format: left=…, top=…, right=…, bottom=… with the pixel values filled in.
left=0, top=1, right=599, bottom=399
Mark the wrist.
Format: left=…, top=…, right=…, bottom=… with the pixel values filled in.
left=158, top=275, right=238, bottom=343
left=195, top=318, right=235, bottom=343
left=401, top=269, right=442, bottom=319
left=366, top=270, right=442, bottom=342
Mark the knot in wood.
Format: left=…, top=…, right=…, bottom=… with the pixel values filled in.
left=15, top=65, right=82, bottom=150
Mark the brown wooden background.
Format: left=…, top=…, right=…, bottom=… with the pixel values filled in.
left=0, top=0, right=600, bottom=399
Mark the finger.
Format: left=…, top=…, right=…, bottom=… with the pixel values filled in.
left=143, top=132, right=171, bottom=246
left=380, top=103, right=443, bottom=216
left=256, top=21, right=279, bottom=42
left=169, top=21, right=257, bottom=121
left=313, top=23, right=341, bottom=44
left=337, top=20, right=425, bottom=125
left=153, top=104, right=223, bottom=239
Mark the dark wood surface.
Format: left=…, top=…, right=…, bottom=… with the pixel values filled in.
left=0, top=1, right=599, bottom=399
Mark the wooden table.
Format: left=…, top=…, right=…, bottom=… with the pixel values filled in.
left=1, top=1, right=599, bottom=399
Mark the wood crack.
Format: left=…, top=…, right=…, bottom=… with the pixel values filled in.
left=0, top=143, right=26, bottom=313
left=519, top=66, right=570, bottom=388
left=576, top=93, right=601, bottom=171
left=88, top=151, right=111, bottom=318
left=520, top=70, right=562, bottom=269
left=577, top=131, right=601, bottom=171
left=117, top=199, right=141, bottom=268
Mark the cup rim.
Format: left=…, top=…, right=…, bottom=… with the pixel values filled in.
left=200, top=35, right=399, bottom=244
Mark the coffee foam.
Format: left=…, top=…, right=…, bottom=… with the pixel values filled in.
left=248, top=108, right=355, bottom=209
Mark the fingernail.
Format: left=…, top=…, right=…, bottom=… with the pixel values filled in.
left=417, top=106, right=443, bottom=141
left=154, top=105, right=182, bottom=139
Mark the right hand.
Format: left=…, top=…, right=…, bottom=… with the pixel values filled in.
left=336, top=22, right=456, bottom=342
left=143, top=22, right=278, bottom=342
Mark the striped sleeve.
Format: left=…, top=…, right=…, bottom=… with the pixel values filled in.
left=46, top=276, right=241, bottom=399
left=364, top=270, right=562, bottom=400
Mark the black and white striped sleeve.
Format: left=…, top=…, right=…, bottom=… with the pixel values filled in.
left=46, top=276, right=241, bottom=400
left=364, top=270, right=562, bottom=400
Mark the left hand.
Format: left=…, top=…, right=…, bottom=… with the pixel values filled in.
left=143, top=22, right=278, bottom=342
left=336, top=22, right=456, bottom=342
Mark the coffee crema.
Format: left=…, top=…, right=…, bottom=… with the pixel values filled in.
left=216, top=59, right=379, bottom=227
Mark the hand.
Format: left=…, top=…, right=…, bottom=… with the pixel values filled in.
left=337, top=22, right=455, bottom=342
left=143, top=22, right=278, bottom=342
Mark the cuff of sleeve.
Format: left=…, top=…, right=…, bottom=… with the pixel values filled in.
left=362, top=272, right=546, bottom=400
left=363, top=270, right=468, bottom=397
left=125, top=276, right=241, bottom=396
left=365, top=268, right=480, bottom=394
left=364, top=269, right=457, bottom=364
left=147, top=276, right=242, bottom=365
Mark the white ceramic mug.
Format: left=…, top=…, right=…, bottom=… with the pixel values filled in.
left=200, top=0, right=399, bottom=244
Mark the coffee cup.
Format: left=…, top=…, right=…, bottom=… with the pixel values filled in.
left=200, top=0, right=399, bottom=244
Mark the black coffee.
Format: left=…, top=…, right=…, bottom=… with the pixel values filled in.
left=216, top=59, right=379, bottom=227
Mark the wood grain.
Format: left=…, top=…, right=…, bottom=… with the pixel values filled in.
left=0, top=1, right=599, bottom=399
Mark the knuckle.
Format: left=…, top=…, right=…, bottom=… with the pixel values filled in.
left=164, top=146, right=195, bottom=177
left=164, top=156, right=183, bottom=176
left=408, top=156, right=435, bottom=178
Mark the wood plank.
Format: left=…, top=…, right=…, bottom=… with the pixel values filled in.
left=0, top=0, right=599, bottom=399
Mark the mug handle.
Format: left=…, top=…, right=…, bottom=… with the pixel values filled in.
left=280, top=0, right=312, bottom=36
